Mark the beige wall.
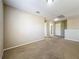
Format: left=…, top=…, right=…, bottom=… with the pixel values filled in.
left=67, top=17, right=79, bottom=29
left=4, top=5, right=45, bottom=49
left=0, top=0, right=3, bottom=59
left=65, top=17, right=79, bottom=42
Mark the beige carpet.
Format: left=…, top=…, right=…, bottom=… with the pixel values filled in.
left=3, top=37, right=79, bottom=59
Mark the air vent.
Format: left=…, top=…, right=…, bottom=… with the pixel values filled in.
left=36, top=11, right=40, bottom=14
left=57, top=15, right=65, bottom=18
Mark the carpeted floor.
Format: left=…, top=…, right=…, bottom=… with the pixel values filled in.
left=3, top=37, right=79, bottom=59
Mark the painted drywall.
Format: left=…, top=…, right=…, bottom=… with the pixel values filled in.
left=4, top=5, right=45, bottom=49
left=65, top=17, right=79, bottom=42
left=67, top=18, right=79, bottom=29
left=0, top=0, right=3, bottom=59
left=65, top=29, right=79, bottom=42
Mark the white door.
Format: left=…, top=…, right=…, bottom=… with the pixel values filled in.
left=55, top=23, right=61, bottom=36
left=49, top=23, right=54, bottom=36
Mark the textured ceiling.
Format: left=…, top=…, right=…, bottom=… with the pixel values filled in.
left=4, top=0, right=79, bottom=20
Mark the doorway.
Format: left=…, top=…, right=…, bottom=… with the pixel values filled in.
left=54, top=20, right=67, bottom=38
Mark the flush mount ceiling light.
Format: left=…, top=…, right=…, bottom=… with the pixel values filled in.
left=54, top=15, right=66, bottom=22
left=47, top=0, right=54, bottom=5
left=54, top=18, right=59, bottom=21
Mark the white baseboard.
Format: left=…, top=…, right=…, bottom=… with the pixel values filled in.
left=64, top=38, right=79, bottom=42
left=4, top=38, right=44, bottom=51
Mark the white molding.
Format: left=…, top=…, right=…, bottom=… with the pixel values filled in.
left=64, top=38, right=79, bottom=42
left=4, top=38, right=44, bottom=51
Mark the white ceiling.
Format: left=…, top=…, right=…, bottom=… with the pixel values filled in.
left=4, top=0, right=79, bottom=20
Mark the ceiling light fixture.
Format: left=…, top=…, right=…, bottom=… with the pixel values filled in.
left=54, top=15, right=66, bottom=22
left=47, top=0, right=54, bottom=5
left=54, top=18, right=59, bottom=21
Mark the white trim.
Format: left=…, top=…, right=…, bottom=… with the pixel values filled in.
left=4, top=38, right=44, bottom=51
left=64, top=38, right=79, bottom=42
